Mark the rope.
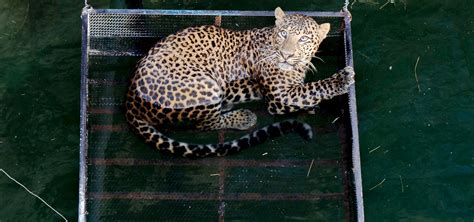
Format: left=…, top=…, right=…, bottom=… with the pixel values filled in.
left=342, top=0, right=352, bottom=21
left=0, top=169, right=68, bottom=221
left=343, top=0, right=350, bottom=11
left=84, top=0, right=91, bottom=8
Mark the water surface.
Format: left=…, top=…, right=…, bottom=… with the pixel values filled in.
left=0, top=0, right=473, bottom=221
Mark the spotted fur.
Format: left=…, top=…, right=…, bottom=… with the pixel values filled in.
left=126, top=7, right=355, bottom=157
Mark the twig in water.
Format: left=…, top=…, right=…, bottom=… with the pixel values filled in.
left=369, top=145, right=381, bottom=153
left=414, top=56, right=421, bottom=92
left=379, top=0, right=391, bottom=9
left=0, top=169, right=68, bottom=221
left=331, top=116, right=340, bottom=124
left=306, top=159, right=315, bottom=178
left=399, top=175, right=404, bottom=192
left=357, top=51, right=371, bottom=60
left=210, top=173, right=220, bottom=177
left=12, top=2, right=29, bottom=37
left=350, top=0, right=356, bottom=9
left=369, top=178, right=386, bottom=191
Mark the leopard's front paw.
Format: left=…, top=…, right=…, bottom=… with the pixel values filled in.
left=341, top=66, right=355, bottom=85
left=339, top=66, right=355, bottom=89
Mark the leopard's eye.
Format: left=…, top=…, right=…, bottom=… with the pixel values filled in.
left=279, top=30, right=288, bottom=39
left=299, top=35, right=310, bottom=42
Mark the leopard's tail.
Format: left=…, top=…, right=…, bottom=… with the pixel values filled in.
left=131, top=118, right=313, bottom=158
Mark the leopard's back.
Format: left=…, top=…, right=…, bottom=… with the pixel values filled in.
left=124, top=8, right=351, bottom=157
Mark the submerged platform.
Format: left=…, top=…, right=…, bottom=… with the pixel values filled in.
left=80, top=8, right=364, bottom=221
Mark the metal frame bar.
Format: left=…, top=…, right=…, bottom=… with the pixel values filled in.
left=79, top=6, right=91, bottom=222
left=90, top=8, right=345, bottom=17
left=79, top=7, right=364, bottom=222
left=343, top=11, right=365, bottom=222
left=89, top=158, right=339, bottom=168
left=89, top=192, right=344, bottom=201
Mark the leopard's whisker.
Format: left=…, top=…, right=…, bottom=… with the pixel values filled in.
left=296, top=59, right=317, bottom=74
left=256, top=53, right=277, bottom=64
left=311, top=55, right=325, bottom=63
left=308, top=62, right=318, bottom=73
left=303, top=61, right=318, bottom=73
left=258, top=46, right=275, bottom=52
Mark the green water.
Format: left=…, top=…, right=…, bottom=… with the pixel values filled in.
left=0, top=0, right=473, bottom=221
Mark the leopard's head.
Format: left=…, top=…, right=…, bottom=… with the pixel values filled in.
left=267, top=7, right=330, bottom=72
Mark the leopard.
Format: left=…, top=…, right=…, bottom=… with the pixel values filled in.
left=125, top=7, right=355, bottom=157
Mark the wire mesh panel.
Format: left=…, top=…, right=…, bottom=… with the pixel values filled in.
left=80, top=8, right=363, bottom=221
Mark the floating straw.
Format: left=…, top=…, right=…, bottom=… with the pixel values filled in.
left=0, top=169, right=68, bottom=221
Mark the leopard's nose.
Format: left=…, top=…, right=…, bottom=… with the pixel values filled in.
left=281, top=51, right=294, bottom=60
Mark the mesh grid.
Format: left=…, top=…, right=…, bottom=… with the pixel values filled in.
left=82, top=9, right=360, bottom=221
left=88, top=11, right=344, bottom=57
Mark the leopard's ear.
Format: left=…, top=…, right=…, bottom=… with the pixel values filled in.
left=275, top=7, right=285, bottom=26
left=318, top=23, right=331, bottom=39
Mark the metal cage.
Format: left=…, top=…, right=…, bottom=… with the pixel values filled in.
left=80, top=7, right=364, bottom=221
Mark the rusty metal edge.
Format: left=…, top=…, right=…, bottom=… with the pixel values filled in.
left=79, top=6, right=92, bottom=222
left=88, top=158, right=339, bottom=167
left=89, top=8, right=345, bottom=17
left=343, top=10, right=365, bottom=222
left=89, top=192, right=345, bottom=201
